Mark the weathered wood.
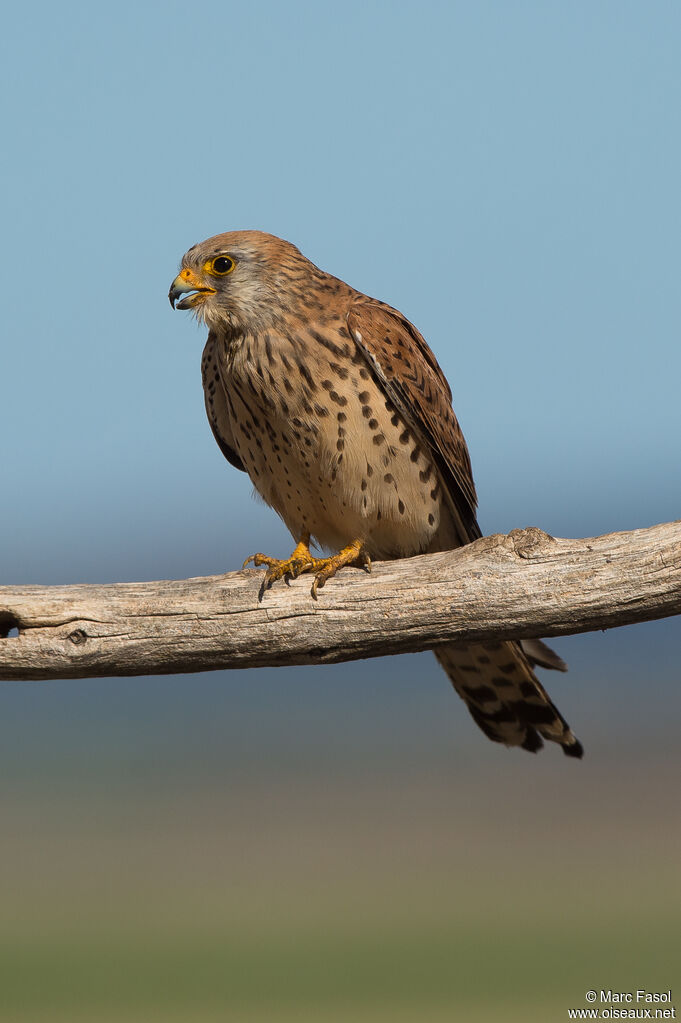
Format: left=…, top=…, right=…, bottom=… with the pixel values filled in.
left=0, top=521, right=679, bottom=681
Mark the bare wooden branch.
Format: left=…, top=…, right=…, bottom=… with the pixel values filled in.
left=1, top=521, right=679, bottom=681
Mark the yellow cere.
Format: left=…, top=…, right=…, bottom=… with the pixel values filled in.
left=178, top=267, right=209, bottom=288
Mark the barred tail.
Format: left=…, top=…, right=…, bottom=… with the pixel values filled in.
left=436, top=640, right=583, bottom=758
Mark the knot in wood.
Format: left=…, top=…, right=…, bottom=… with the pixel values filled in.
left=508, top=527, right=555, bottom=560
left=68, top=628, right=87, bottom=646
left=0, top=611, right=20, bottom=638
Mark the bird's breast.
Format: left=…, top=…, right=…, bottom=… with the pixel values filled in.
left=219, top=327, right=454, bottom=558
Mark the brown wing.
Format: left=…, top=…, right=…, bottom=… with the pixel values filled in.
left=347, top=301, right=480, bottom=546
left=346, top=303, right=582, bottom=758
left=201, top=333, right=245, bottom=472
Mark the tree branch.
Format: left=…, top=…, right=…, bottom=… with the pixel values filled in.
left=1, top=521, right=680, bottom=681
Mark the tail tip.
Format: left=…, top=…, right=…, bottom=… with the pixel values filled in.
left=562, top=738, right=584, bottom=759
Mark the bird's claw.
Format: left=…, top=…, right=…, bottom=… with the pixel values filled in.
left=310, top=548, right=371, bottom=598
left=243, top=547, right=317, bottom=600
left=243, top=538, right=369, bottom=601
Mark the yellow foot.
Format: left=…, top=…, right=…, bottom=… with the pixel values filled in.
left=243, top=533, right=371, bottom=600
left=308, top=538, right=371, bottom=599
left=243, top=534, right=317, bottom=597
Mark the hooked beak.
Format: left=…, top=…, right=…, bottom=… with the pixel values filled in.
left=168, top=267, right=217, bottom=310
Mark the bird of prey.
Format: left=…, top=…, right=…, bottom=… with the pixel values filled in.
left=169, top=231, right=583, bottom=758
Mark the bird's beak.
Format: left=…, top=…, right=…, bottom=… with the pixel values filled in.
left=168, top=267, right=217, bottom=310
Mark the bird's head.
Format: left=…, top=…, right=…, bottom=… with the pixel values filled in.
left=168, top=230, right=316, bottom=333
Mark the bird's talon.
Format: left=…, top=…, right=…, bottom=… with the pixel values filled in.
left=243, top=552, right=275, bottom=570
left=244, top=537, right=367, bottom=598
left=264, top=567, right=284, bottom=587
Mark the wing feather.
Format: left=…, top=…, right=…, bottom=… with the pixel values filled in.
left=201, top=333, right=246, bottom=472
left=347, top=301, right=480, bottom=545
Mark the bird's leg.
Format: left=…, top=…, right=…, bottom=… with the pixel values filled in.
left=243, top=533, right=371, bottom=600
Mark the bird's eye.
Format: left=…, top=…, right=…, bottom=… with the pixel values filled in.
left=208, top=255, right=235, bottom=276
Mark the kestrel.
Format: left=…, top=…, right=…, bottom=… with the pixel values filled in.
left=169, top=231, right=583, bottom=758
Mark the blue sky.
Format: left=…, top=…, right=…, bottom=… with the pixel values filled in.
left=1, top=1, right=680, bottom=759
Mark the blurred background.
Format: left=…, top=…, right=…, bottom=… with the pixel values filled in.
left=1, top=2, right=680, bottom=1020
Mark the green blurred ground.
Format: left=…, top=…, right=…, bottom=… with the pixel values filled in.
left=1, top=752, right=678, bottom=1022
